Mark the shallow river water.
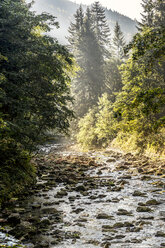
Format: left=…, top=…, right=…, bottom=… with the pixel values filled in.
left=0, top=145, right=165, bottom=248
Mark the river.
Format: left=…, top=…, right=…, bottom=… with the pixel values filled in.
left=0, top=144, right=165, bottom=248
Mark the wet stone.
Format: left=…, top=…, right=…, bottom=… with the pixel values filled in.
left=86, top=240, right=100, bottom=245
left=115, top=234, right=125, bottom=239
left=155, top=231, right=165, bottom=237
left=55, top=189, right=68, bottom=197
left=117, top=209, right=133, bottom=216
left=106, top=158, right=116, bottom=163
left=72, top=208, right=84, bottom=214
left=96, top=213, right=114, bottom=220
left=75, top=185, right=86, bottom=192
left=146, top=199, right=160, bottom=205
left=136, top=206, right=152, bottom=212
left=133, top=190, right=147, bottom=197
left=102, top=243, right=111, bottom=248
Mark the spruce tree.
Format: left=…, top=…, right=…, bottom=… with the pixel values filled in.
left=68, top=5, right=84, bottom=54
left=70, top=7, right=104, bottom=116
left=113, top=22, right=126, bottom=60
left=137, top=0, right=155, bottom=30
left=68, top=3, right=111, bottom=117
left=154, top=0, right=165, bottom=26
left=91, top=1, right=111, bottom=58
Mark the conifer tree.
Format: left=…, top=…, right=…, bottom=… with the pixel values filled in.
left=154, top=0, right=165, bottom=26
left=137, top=0, right=155, bottom=30
left=68, top=3, right=110, bottom=117
left=68, top=6, right=84, bottom=54
left=91, top=1, right=111, bottom=57
left=113, top=22, right=126, bottom=60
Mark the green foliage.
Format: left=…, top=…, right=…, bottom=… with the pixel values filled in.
left=137, top=0, right=155, bottom=31
left=77, top=107, right=98, bottom=149
left=95, top=93, right=117, bottom=145
left=104, top=58, right=123, bottom=102
left=0, top=0, right=75, bottom=204
left=0, top=0, right=74, bottom=151
left=68, top=3, right=111, bottom=117
left=0, top=136, right=36, bottom=205
left=77, top=1, right=165, bottom=155
left=113, top=22, right=126, bottom=60
left=77, top=94, right=117, bottom=149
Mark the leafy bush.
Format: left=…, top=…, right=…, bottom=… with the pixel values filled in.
left=77, top=108, right=98, bottom=149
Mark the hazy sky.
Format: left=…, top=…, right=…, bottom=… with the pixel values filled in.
left=72, top=0, right=143, bottom=20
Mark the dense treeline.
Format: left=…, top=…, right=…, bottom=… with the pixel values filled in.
left=68, top=2, right=125, bottom=117
left=30, top=0, right=137, bottom=44
left=70, top=0, right=165, bottom=155
left=0, top=0, right=74, bottom=203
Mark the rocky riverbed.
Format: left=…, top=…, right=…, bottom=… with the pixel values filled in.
left=0, top=145, right=165, bottom=248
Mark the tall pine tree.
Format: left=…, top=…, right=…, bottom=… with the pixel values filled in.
left=68, top=3, right=110, bottom=117
left=113, top=22, right=126, bottom=60
left=137, top=0, right=155, bottom=30
left=91, top=1, right=111, bottom=58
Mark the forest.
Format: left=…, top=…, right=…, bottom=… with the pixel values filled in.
left=29, top=0, right=137, bottom=44
left=0, top=0, right=165, bottom=247
left=68, top=1, right=165, bottom=155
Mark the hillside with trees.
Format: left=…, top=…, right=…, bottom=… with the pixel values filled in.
left=69, top=0, right=165, bottom=156
left=29, top=0, right=137, bottom=44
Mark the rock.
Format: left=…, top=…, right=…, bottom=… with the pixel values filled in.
left=117, top=209, right=132, bottom=216
left=9, top=221, right=37, bottom=238
left=75, top=185, right=86, bottom=192
left=146, top=199, right=160, bottom=206
left=68, top=196, right=76, bottom=201
left=127, top=227, right=142, bottom=232
left=141, top=175, right=152, bottom=180
left=104, top=244, right=110, bottom=248
left=116, top=165, right=129, bottom=170
left=96, top=213, right=113, bottom=220
left=7, top=213, right=21, bottom=225
left=155, top=231, right=165, bottom=237
left=132, top=191, right=147, bottom=197
left=39, top=241, right=49, bottom=247
left=55, top=189, right=68, bottom=197
left=31, top=203, right=41, bottom=209
left=136, top=206, right=152, bottom=212
left=106, top=158, right=116, bottom=163
left=102, top=225, right=114, bottom=232
left=41, top=208, right=58, bottom=214
left=138, top=202, right=146, bottom=206
left=113, top=222, right=134, bottom=228
left=115, top=234, right=125, bottom=239
left=159, top=211, right=165, bottom=217
left=40, top=218, right=51, bottom=227
left=138, top=168, right=144, bottom=173
left=97, top=170, right=103, bottom=175
left=87, top=240, right=100, bottom=245
left=73, top=208, right=84, bottom=214
left=124, top=161, right=132, bottom=166
left=118, top=175, right=132, bottom=179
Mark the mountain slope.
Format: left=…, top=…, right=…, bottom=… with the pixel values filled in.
left=30, top=0, right=137, bottom=44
